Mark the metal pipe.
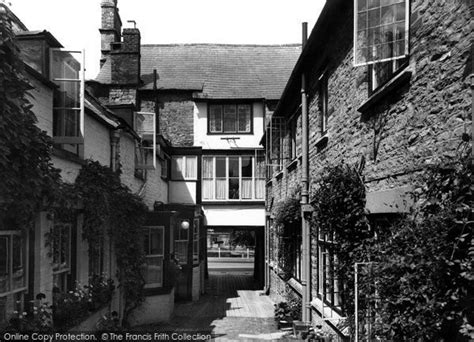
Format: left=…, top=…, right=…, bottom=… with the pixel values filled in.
left=300, top=22, right=311, bottom=323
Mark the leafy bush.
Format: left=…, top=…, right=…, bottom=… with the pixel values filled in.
left=274, top=298, right=302, bottom=322
left=8, top=298, right=52, bottom=332
left=363, top=154, right=473, bottom=341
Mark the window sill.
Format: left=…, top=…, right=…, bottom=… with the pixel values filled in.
left=52, top=147, right=85, bottom=165
left=315, top=134, right=329, bottom=149
left=358, top=67, right=412, bottom=116
left=286, top=156, right=300, bottom=171
left=287, top=277, right=302, bottom=296
left=202, top=200, right=264, bottom=205
left=275, top=170, right=284, bottom=180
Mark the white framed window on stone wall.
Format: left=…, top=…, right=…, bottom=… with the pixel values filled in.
left=0, top=231, right=28, bottom=297
left=265, top=116, right=286, bottom=176
left=202, top=153, right=265, bottom=201
left=354, top=0, right=410, bottom=93
left=354, top=0, right=409, bottom=67
left=134, top=112, right=156, bottom=170
left=141, top=226, right=164, bottom=288
left=171, top=156, right=197, bottom=180
left=319, top=73, right=329, bottom=135
left=50, top=49, right=85, bottom=156
left=52, top=223, right=71, bottom=293
left=208, top=104, right=252, bottom=134
left=174, top=222, right=189, bottom=265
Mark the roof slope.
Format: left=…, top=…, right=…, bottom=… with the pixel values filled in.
left=96, top=44, right=302, bottom=100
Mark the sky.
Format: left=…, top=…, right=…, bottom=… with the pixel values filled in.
left=8, top=0, right=325, bottom=79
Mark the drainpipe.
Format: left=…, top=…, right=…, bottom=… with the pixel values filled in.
left=109, top=129, right=120, bottom=316
left=300, top=22, right=313, bottom=323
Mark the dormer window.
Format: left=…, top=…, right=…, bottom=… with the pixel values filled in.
left=208, top=104, right=252, bottom=134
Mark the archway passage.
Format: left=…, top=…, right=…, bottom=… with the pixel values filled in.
left=206, top=226, right=264, bottom=289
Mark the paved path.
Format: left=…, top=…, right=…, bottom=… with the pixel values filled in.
left=136, top=271, right=291, bottom=341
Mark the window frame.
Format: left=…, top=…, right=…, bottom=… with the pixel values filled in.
left=207, top=103, right=253, bottom=135
left=319, top=73, right=329, bottom=136
left=141, top=226, right=165, bottom=288
left=50, top=48, right=85, bottom=155
left=368, top=57, right=409, bottom=95
left=202, top=153, right=265, bottom=202
left=317, top=231, right=342, bottom=312
left=0, top=231, right=28, bottom=297
left=353, top=0, right=410, bottom=67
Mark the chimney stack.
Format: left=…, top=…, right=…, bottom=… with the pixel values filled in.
left=99, top=0, right=122, bottom=67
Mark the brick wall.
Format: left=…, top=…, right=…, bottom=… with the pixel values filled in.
left=140, top=92, right=195, bottom=147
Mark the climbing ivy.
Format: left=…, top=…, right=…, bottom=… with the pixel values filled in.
left=74, top=161, right=147, bottom=325
left=273, top=187, right=302, bottom=280
left=310, top=163, right=370, bottom=317
left=0, top=6, right=61, bottom=229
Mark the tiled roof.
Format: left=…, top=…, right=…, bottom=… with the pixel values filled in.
left=96, top=44, right=301, bottom=100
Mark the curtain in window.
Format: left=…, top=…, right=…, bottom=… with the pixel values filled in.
left=143, top=256, right=163, bottom=285
left=185, top=156, right=197, bottom=179
left=203, top=157, right=214, bottom=200
left=209, top=105, right=222, bottom=132
left=238, top=105, right=251, bottom=132
left=171, top=157, right=184, bottom=179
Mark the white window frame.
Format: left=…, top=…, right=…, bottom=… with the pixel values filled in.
left=134, top=111, right=156, bottom=170
left=319, top=72, right=329, bottom=135
left=50, top=48, right=85, bottom=146
left=353, top=0, right=410, bottom=67
left=202, top=153, right=265, bottom=201
left=142, top=226, right=165, bottom=288
left=208, top=104, right=252, bottom=134
left=52, top=223, right=71, bottom=278
left=0, top=231, right=28, bottom=297
left=171, top=155, right=197, bottom=180
left=193, top=219, right=200, bottom=264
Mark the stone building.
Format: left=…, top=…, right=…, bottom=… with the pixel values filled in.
left=90, top=0, right=301, bottom=299
left=264, top=0, right=472, bottom=339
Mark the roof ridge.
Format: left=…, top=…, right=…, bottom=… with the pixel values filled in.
left=141, top=43, right=301, bottom=48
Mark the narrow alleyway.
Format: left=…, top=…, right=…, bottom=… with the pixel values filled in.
left=135, top=269, right=290, bottom=341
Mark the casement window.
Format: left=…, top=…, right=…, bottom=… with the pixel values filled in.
left=51, top=49, right=85, bottom=155
left=0, top=232, right=27, bottom=296
left=368, top=57, right=408, bottom=94
left=141, top=226, right=164, bottom=288
left=134, top=112, right=156, bottom=170
left=354, top=0, right=409, bottom=67
left=202, top=153, right=265, bottom=201
left=171, top=156, right=197, bottom=180
left=209, top=104, right=252, bottom=133
left=265, top=117, right=286, bottom=175
left=89, top=239, right=104, bottom=277
left=317, top=231, right=342, bottom=310
left=52, top=223, right=71, bottom=292
left=319, top=74, right=329, bottom=135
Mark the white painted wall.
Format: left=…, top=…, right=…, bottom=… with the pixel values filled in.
left=203, top=205, right=265, bottom=226
left=169, top=181, right=197, bottom=204
left=193, top=101, right=265, bottom=149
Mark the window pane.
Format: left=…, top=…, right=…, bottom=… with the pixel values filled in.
left=237, top=105, right=251, bottom=132
left=255, top=179, right=265, bottom=199
left=171, top=157, right=184, bottom=179
left=209, top=105, right=222, bottom=132
left=223, top=105, right=237, bottom=132
left=143, top=256, right=163, bottom=285
left=229, top=178, right=239, bottom=199
left=174, top=241, right=188, bottom=265
left=150, top=229, right=164, bottom=256
left=202, top=157, right=214, bottom=178
left=216, top=157, right=226, bottom=178
left=228, top=158, right=239, bottom=178
left=241, top=157, right=252, bottom=177
left=185, top=156, right=197, bottom=179
left=12, top=235, right=23, bottom=272
left=216, top=179, right=226, bottom=200
left=241, top=179, right=252, bottom=199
